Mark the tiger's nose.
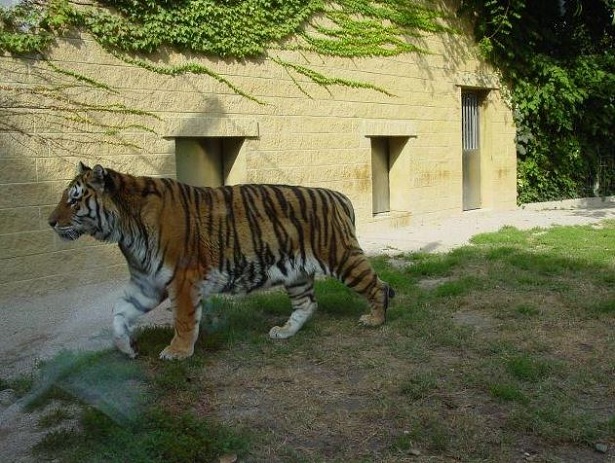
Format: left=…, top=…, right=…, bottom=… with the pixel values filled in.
left=48, top=208, right=60, bottom=228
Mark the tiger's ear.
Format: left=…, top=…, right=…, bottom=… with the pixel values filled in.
left=78, top=161, right=91, bottom=174
left=90, top=164, right=108, bottom=192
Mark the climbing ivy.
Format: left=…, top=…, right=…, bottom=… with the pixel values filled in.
left=1, top=0, right=450, bottom=95
left=78, top=0, right=318, bottom=58
left=0, top=57, right=161, bottom=154
left=1, top=0, right=451, bottom=153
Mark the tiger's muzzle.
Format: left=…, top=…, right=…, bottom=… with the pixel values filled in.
left=48, top=217, right=83, bottom=241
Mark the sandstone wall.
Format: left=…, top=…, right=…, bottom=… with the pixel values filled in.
left=0, top=19, right=517, bottom=298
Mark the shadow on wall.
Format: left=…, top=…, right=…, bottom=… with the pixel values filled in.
left=0, top=50, right=230, bottom=298
left=406, top=0, right=494, bottom=95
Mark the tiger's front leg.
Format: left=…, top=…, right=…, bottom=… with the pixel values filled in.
left=159, top=274, right=202, bottom=360
left=113, top=280, right=165, bottom=358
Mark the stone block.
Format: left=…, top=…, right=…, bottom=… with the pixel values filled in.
left=0, top=134, right=48, bottom=159
left=165, top=117, right=259, bottom=138
left=0, top=207, right=41, bottom=234
left=0, top=159, right=38, bottom=184
left=0, top=230, right=56, bottom=259
left=38, top=154, right=176, bottom=180
left=0, top=263, right=127, bottom=300
left=0, top=181, right=65, bottom=209
left=0, top=244, right=123, bottom=284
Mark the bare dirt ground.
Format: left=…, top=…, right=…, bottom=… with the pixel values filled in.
left=1, top=198, right=614, bottom=462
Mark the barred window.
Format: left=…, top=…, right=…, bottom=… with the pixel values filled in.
left=462, top=92, right=479, bottom=151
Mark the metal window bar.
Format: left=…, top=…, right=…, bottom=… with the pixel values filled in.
left=462, top=93, right=479, bottom=151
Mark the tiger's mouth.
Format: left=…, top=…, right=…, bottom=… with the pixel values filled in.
left=53, top=226, right=84, bottom=241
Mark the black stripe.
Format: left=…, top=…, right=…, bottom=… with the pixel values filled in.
left=204, top=188, right=215, bottom=237
left=345, top=268, right=374, bottom=289
left=315, top=188, right=332, bottom=266
left=177, top=182, right=193, bottom=252
left=192, top=186, right=205, bottom=263
left=305, top=188, right=327, bottom=273
left=240, top=185, right=265, bottom=261
left=288, top=187, right=308, bottom=263
left=338, top=254, right=365, bottom=282
left=161, top=178, right=176, bottom=200
left=124, top=295, right=149, bottom=313
left=153, top=241, right=168, bottom=276
left=141, top=178, right=158, bottom=198
left=262, top=186, right=290, bottom=254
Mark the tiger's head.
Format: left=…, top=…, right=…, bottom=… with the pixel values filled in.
left=48, top=162, right=117, bottom=242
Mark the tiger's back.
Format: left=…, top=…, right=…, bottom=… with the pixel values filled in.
left=48, top=164, right=394, bottom=360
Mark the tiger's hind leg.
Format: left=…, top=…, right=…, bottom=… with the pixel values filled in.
left=113, top=279, right=165, bottom=358
left=358, top=279, right=395, bottom=327
left=338, top=252, right=395, bottom=327
left=269, top=273, right=317, bottom=339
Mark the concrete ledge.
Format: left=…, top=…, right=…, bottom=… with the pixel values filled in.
left=455, top=72, right=500, bottom=89
left=361, top=119, right=417, bottom=137
left=164, top=117, right=259, bottom=138
left=522, top=196, right=615, bottom=211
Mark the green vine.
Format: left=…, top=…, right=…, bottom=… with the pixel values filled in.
left=0, top=58, right=161, bottom=153
left=109, top=52, right=266, bottom=105
left=299, top=1, right=450, bottom=57
left=45, top=60, right=119, bottom=94
left=1, top=0, right=451, bottom=96
left=1, top=0, right=451, bottom=152
left=272, top=57, right=394, bottom=98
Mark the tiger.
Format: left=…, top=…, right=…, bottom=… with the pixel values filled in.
left=48, top=163, right=395, bottom=360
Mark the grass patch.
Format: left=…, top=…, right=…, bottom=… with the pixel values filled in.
left=402, top=250, right=466, bottom=278
left=30, top=349, right=250, bottom=463
left=28, top=221, right=615, bottom=462
left=516, top=303, right=541, bottom=317
left=432, top=275, right=481, bottom=298
left=505, top=354, right=559, bottom=382
left=0, top=373, right=35, bottom=398
left=586, top=298, right=615, bottom=315
left=35, top=407, right=249, bottom=463
left=399, top=371, right=439, bottom=400
left=38, top=407, right=74, bottom=428
left=489, top=382, right=529, bottom=403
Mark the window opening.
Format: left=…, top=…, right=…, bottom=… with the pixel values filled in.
left=175, top=137, right=244, bottom=187
left=371, top=137, right=391, bottom=215
left=462, top=92, right=479, bottom=151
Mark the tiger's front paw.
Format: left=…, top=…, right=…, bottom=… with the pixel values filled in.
left=269, top=325, right=296, bottom=339
left=114, top=335, right=138, bottom=359
left=113, top=315, right=137, bottom=358
left=159, top=345, right=194, bottom=361
left=359, top=313, right=385, bottom=327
